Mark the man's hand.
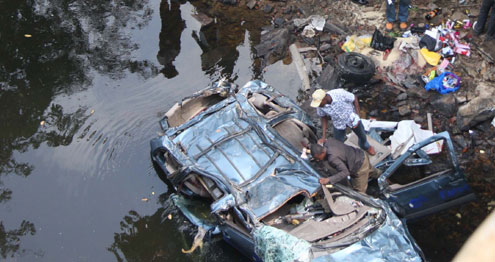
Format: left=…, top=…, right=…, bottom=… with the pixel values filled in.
left=318, top=138, right=326, bottom=145
left=319, top=177, right=331, bottom=185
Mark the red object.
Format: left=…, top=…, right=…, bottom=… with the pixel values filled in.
left=383, top=49, right=391, bottom=60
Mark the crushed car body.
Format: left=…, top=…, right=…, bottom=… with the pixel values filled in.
left=150, top=80, right=473, bottom=261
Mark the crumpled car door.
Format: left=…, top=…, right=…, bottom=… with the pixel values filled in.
left=377, top=132, right=476, bottom=220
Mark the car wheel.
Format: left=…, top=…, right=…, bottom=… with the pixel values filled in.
left=336, top=52, right=375, bottom=85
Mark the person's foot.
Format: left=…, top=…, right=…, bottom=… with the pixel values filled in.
left=351, top=0, right=368, bottom=5
left=367, top=146, right=376, bottom=156
left=473, top=21, right=482, bottom=36
left=385, top=22, right=393, bottom=32
left=399, top=22, right=408, bottom=31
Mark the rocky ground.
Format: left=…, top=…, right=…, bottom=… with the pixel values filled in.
left=241, top=0, right=495, bottom=260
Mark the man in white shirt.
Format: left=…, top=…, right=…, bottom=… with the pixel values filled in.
left=310, top=89, right=376, bottom=156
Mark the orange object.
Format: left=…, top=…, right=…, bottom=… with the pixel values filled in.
left=385, top=22, right=393, bottom=31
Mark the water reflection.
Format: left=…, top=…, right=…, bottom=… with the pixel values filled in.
left=157, top=0, right=187, bottom=78
left=0, top=0, right=156, bottom=258
left=0, top=221, right=36, bottom=259
left=157, top=0, right=269, bottom=80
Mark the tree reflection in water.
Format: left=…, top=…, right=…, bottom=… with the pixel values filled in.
left=156, top=0, right=270, bottom=80
left=0, top=0, right=155, bottom=258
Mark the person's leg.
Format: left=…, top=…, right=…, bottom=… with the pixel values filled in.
left=333, top=127, right=347, bottom=142
left=352, top=121, right=370, bottom=150
left=386, top=0, right=397, bottom=22
left=476, top=0, right=494, bottom=33
left=397, top=0, right=411, bottom=22
left=352, top=154, right=371, bottom=193
left=485, top=1, right=495, bottom=39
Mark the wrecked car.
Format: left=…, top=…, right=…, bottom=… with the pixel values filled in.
left=150, top=81, right=473, bottom=261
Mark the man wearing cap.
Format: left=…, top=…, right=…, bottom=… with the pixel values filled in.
left=310, top=88, right=376, bottom=156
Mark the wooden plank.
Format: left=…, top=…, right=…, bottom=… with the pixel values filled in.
left=289, top=43, right=311, bottom=91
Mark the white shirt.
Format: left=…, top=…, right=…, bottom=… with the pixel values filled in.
left=316, top=89, right=360, bottom=130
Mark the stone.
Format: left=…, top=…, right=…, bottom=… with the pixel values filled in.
left=220, top=0, right=237, bottom=5
left=453, top=135, right=468, bottom=149
left=431, top=93, right=457, bottom=117
left=283, top=6, right=293, bottom=14
left=246, top=0, right=256, bottom=9
left=254, top=28, right=290, bottom=65
left=397, top=100, right=408, bottom=107
left=407, top=86, right=429, bottom=99
left=274, top=17, right=285, bottom=27
left=397, top=92, right=408, bottom=101
left=319, top=43, right=331, bottom=51
left=398, top=104, right=411, bottom=116
left=457, top=82, right=495, bottom=131
left=317, top=63, right=340, bottom=90
left=319, top=34, right=331, bottom=43
left=264, top=4, right=273, bottom=13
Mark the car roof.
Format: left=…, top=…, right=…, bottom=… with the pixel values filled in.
left=165, top=81, right=321, bottom=219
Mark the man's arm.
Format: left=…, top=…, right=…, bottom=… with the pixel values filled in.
left=353, top=94, right=361, bottom=116
left=327, top=156, right=351, bottom=184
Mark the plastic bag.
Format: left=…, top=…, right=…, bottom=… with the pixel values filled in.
left=341, top=36, right=357, bottom=52
left=425, top=72, right=460, bottom=94
left=420, top=48, right=441, bottom=66
left=342, top=35, right=372, bottom=52
left=370, top=29, right=396, bottom=51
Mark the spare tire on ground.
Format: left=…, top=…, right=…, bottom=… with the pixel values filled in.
left=336, top=52, right=375, bottom=85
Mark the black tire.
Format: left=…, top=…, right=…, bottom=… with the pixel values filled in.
left=336, top=52, right=375, bottom=85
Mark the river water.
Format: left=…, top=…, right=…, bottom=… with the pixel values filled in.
left=0, top=0, right=308, bottom=261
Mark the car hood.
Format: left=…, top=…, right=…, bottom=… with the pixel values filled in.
left=254, top=199, right=423, bottom=262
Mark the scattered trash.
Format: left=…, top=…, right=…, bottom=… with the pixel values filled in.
left=456, top=213, right=462, bottom=219
left=24, top=34, right=32, bottom=38
left=152, top=191, right=155, bottom=195
left=168, top=214, right=172, bottom=220
left=341, top=35, right=371, bottom=52
left=90, top=109, right=95, bottom=115
left=420, top=48, right=442, bottom=66
left=425, top=72, right=460, bottom=94
left=491, top=117, right=495, bottom=127
left=389, top=120, right=444, bottom=156
left=480, top=150, right=485, bottom=154
left=293, top=15, right=326, bottom=31
left=425, top=8, right=441, bottom=20
left=40, top=120, right=45, bottom=126
left=300, top=148, right=309, bottom=159
left=310, top=15, right=325, bottom=31
left=370, top=29, right=396, bottom=51
left=302, top=25, right=316, bottom=38
left=141, top=197, right=149, bottom=202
